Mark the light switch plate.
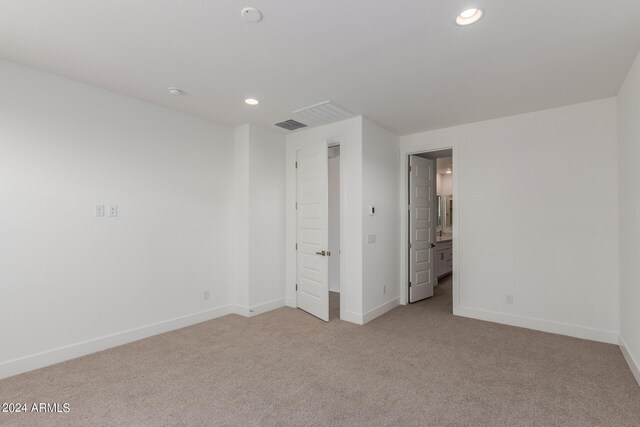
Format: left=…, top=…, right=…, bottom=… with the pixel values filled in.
left=95, top=205, right=105, bottom=217
left=368, top=234, right=376, bottom=243
left=108, top=205, right=118, bottom=217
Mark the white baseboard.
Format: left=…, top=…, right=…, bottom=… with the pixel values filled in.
left=324, top=298, right=400, bottom=325
left=340, top=310, right=364, bottom=325
left=363, top=298, right=400, bottom=324
left=231, top=298, right=285, bottom=317
left=0, top=305, right=233, bottom=380
left=457, top=305, right=619, bottom=344
left=619, top=336, right=640, bottom=387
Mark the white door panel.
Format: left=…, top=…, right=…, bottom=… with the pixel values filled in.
left=296, top=142, right=329, bottom=321
left=409, top=155, right=436, bottom=303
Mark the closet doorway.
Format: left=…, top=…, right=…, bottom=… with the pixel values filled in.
left=294, top=141, right=342, bottom=321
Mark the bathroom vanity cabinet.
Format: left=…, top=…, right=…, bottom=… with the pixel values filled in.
left=435, top=239, right=452, bottom=277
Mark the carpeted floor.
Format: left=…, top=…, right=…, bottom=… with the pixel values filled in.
left=1, top=276, right=639, bottom=426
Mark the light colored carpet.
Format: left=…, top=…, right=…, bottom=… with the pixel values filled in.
left=1, top=276, right=639, bottom=426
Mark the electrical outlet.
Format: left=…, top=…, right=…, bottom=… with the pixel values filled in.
left=505, top=294, right=514, bottom=304
left=203, top=290, right=210, bottom=301
left=95, top=205, right=105, bottom=217
left=108, top=205, right=118, bottom=217
left=383, top=285, right=387, bottom=295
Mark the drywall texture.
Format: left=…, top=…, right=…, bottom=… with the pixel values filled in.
left=401, top=98, right=620, bottom=342
left=362, top=118, right=400, bottom=315
left=618, top=51, right=640, bottom=382
left=0, top=60, right=233, bottom=371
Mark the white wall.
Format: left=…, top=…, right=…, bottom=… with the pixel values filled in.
left=286, top=117, right=363, bottom=323
left=247, top=125, right=286, bottom=310
left=0, top=59, right=234, bottom=378
left=400, top=98, right=620, bottom=343
left=328, top=150, right=340, bottom=293
left=618, top=50, right=640, bottom=384
left=362, top=118, right=400, bottom=320
left=232, top=124, right=286, bottom=314
left=439, top=173, right=452, bottom=196
left=231, top=125, right=251, bottom=309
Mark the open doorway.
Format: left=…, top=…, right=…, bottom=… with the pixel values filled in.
left=407, top=149, right=453, bottom=309
left=328, top=145, right=340, bottom=320
left=294, top=140, right=341, bottom=322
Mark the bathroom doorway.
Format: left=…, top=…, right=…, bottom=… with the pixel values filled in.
left=407, top=149, right=453, bottom=308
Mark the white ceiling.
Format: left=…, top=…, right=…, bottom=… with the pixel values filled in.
left=1, top=1, right=639, bottom=135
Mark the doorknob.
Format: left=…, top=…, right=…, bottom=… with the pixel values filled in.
left=316, top=251, right=326, bottom=256
left=430, top=243, right=436, bottom=248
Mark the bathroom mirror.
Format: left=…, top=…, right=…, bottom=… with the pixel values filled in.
left=438, top=195, right=453, bottom=228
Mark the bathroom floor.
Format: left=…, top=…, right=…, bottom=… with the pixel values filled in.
left=424, top=274, right=453, bottom=313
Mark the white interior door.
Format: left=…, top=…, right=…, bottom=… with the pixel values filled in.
left=409, top=155, right=437, bottom=303
left=296, top=142, right=329, bottom=321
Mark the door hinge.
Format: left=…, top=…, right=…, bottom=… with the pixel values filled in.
left=295, top=243, right=298, bottom=250
left=295, top=202, right=298, bottom=209
left=409, top=165, right=412, bottom=172
left=409, top=242, right=412, bottom=250
left=408, top=281, right=412, bottom=288
left=295, top=161, right=298, bottom=169
left=296, top=284, right=298, bottom=291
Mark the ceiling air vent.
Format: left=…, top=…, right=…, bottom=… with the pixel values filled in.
left=293, top=100, right=354, bottom=126
left=274, top=119, right=307, bottom=131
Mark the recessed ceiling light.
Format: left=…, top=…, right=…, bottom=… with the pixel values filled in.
left=244, top=98, right=260, bottom=106
left=460, top=8, right=478, bottom=18
left=456, top=8, right=483, bottom=26
left=241, top=7, right=262, bottom=23
left=168, top=87, right=184, bottom=96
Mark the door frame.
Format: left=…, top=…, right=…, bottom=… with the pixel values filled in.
left=288, top=137, right=346, bottom=320
left=399, top=142, right=460, bottom=314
